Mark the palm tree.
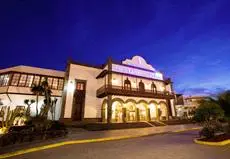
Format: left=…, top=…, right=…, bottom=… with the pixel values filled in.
left=24, top=99, right=35, bottom=117
left=207, top=90, right=230, bottom=126
left=31, top=84, right=44, bottom=117
left=39, top=78, right=52, bottom=118
left=217, top=90, right=230, bottom=119
left=207, top=90, right=230, bottom=124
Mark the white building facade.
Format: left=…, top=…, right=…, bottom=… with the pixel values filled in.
left=61, top=56, right=176, bottom=123
left=0, top=56, right=177, bottom=123
left=0, top=65, right=65, bottom=120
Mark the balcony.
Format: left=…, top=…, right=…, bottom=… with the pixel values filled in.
left=96, top=85, right=175, bottom=99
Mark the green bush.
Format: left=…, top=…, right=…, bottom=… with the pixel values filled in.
left=193, top=100, right=224, bottom=127
left=199, top=127, right=215, bottom=139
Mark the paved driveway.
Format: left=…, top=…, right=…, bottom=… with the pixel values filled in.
left=10, top=130, right=230, bottom=159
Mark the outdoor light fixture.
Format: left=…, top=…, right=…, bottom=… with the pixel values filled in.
left=67, top=80, right=75, bottom=92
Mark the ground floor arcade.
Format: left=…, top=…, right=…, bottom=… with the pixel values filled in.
left=101, top=96, right=173, bottom=123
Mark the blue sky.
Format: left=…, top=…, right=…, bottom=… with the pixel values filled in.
left=1, top=0, right=230, bottom=96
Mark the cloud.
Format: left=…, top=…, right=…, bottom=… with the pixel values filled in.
left=178, top=86, right=228, bottom=97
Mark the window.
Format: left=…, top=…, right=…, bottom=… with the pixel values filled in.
left=18, top=74, right=27, bottom=86
left=139, top=80, right=145, bottom=92
left=33, top=76, right=40, bottom=85
left=52, top=78, right=58, bottom=89
left=58, top=79, right=64, bottom=90
left=40, top=76, right=46, bottom=84
left=47, top=77, right=53, bottom=88
left=25, top=75, right=34, bottom=87
left=2, top=74, right=9, bottom=86
left=151, top=82, right=157, bottom=93
left=11, top=73, right=20, bottom=86
left=76, top=82, right=85, bottom=90
left=0, top=75, right=4, bottom=86
left=124, top=78, right=131, bottom=90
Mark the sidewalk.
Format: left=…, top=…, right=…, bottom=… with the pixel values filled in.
left=0, top=124, right=200, bottom=155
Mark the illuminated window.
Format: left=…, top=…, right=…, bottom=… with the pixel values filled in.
left=2, top=74, right=10, bottom=86
left=11, top=73, right=20, bottom=86
left=0, top=75, right=4, bottom=86
left=40, top=76, right=46, bottom=84
left=25, top=75, right=34, bottom=87
left=76, top=82, right=85, bottom=90
left=52, top=78, right=58, bottom=89
left=18, top=74, right=27, bottom=86
left=33, top=76, right=40, bottom=85
left=47, top=77, right=53, bottom=88
left=58, top=79, right=64, bottom=90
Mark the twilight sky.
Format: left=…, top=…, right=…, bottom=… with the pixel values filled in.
left=1, top=0, right=230, bottom=96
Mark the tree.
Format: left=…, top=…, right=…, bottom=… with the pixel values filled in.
left=194, top=100, right=224, bottom=127
left=31, top=84, right=44, bottom=117
left=24, top=99, right=35, bottom=117
left=194, top=100, right=224, bottom=138
left=39, top=78, right=52, bottom=118
left=217, top=90, right=230, bottom=119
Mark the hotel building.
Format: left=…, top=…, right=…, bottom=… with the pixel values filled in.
left=0, top=56, right=177, bottom=123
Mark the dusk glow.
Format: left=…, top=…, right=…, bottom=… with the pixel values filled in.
left=1, top=0, right=230, bottom=96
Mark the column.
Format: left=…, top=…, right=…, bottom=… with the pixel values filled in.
left=167, top=99, right=172, bottom=120
left=107, top=95, right=112, bottom=123
left=147, top=108, right=151, bottom=121
left=136, top=108, right=140, bottom=121
left=122, top=107, right=126, bottom=123
left=156, top=105, right=159, bottom=121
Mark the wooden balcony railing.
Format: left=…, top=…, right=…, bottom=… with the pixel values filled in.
left=96, top=85, right=175, bottom=99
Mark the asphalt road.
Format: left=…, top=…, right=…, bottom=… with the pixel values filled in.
left=10, top=130, right=230, bottom=159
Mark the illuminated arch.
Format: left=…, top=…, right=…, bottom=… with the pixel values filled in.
left=111, top=98, right=125, bottom=123
left=125, top=99, right=137, bottom=104
left=137, top=100, right=148, bottom=105
left=148, top=100, right=158, bottom=121
left=101, top=99, right=108, bottom=122
left=158, top=101, right=168, bottom=120
left=148, top=100, right=158, bottom=105
left=125, top=99, right=137, bottom=122
left=111, top=98, right=125, bottom=105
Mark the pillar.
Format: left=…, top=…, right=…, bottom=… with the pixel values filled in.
left=122, top=107, right=126, bottom=123
left=167, top=99, right=172, bottom=120
left=156, top=105, right=159, bottom=121
left=147, top=108, right=151, bottom=121
left=107, top=95, right=112, bottom=123
left=136, top=108, right=140, bottom=121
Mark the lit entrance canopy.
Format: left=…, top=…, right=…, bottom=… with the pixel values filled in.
left=112, top=56, right=163, bottom=80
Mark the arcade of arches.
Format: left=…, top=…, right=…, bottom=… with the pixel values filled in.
left=101, top=98, right=169, bottom=123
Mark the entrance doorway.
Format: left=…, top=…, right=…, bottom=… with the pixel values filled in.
left=72, top=80, right=86, bottom=121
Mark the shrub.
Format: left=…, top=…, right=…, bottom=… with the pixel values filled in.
left=193, top=100, right=224, bottom=127
left=199, top=127, right=215, bottom=139
left=0, top=120, right=68, bottom=147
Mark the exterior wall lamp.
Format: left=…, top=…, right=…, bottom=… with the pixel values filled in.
left=67, top=80, right=75, bottom=92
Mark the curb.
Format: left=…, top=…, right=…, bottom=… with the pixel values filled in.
left=172, top=127, right=201, bottom=133
left=0, top=127, right=200, bottom=159
left=194, top=138, right=230, bottom=146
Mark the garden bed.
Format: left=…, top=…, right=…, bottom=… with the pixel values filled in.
left=83, top=122, right=152, bottom=131
left=199, top=133, right=230, bottom=142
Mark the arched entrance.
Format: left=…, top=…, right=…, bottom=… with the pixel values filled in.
left=137, top=102, right=147, bottom=121
left=125, top=101, right=136, bottom=122
left=158, top=102, right=168, bottom=120
left=149, top=103, right=157, bottom=121
left=112, top=101, right=123, bottom=123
